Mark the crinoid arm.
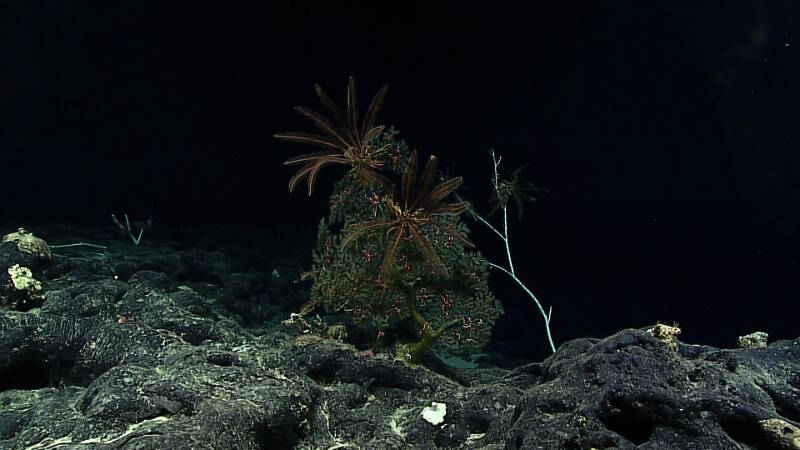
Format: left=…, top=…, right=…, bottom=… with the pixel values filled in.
left=361, top=84, right=389, bottom=143
left=276, top=76, right=391, bottom=196
left=290, top=106, right=351, bottom=149
left=283, top=152, right=351, bottom=195
left=379, top=224, right=407, bottom=283
left=274, top=131, right=345, bottom=151
left=408, top=153, right=438, bottom=211
left=406, top=222, right=447, bottom=276
left=340, top=218, right=393, bottom=250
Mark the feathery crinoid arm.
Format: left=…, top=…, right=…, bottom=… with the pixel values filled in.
left=340, top=218, right=393, bottom=250
left=276, top=76, right=391, bottom=196
left=361, top=83, right=389, bottom=144
left=346, top=77, right=360, bottom=147
left=283, top=152, right=350, bottom=195
left=274, top=131, right=345, bottom=151
left=291, top=106, right=351, bottom=149
left=401, top=150, right=419, bottom=210
left=420, top=176, right=467, bottom=215
left=407, top=222, right=448, bottom=276
left=408, top=153, right=438, bottom=211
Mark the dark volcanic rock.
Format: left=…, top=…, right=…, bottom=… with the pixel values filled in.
left=504, top=330, right=800, bottom=449
left=0, top=225, right=797, bottom=449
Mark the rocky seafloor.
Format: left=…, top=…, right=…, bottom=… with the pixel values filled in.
left=1, top=224, right=798, bottom=449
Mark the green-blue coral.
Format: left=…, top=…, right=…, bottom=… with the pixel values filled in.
left=303, top=129, right=503, bottom=364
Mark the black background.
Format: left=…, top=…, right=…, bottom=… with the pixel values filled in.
left=2, top=1, right=798, bottom=359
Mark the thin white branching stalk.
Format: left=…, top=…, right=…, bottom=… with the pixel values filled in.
left=50, top=243, right=108, bottom=250
left=464, top=148, right=555, bottom=354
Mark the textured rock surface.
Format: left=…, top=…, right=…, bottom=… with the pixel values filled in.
left=0, top=224, right=797, bottom=449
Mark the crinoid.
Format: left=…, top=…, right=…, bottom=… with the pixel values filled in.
left=275, top=76, right=393, bottom=195
left=488, top=164, right=548, bottom=221
left=342, top=150, right=473, bottom=283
